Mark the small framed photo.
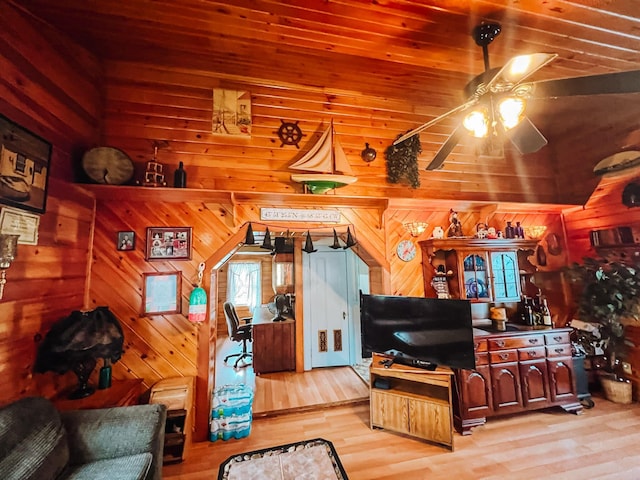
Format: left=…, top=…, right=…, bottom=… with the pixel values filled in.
left=143, top=271, right=181, bottom=315
left=117, top=231, right=135, bottom=251
left=146, top=227, right=192, bottom=260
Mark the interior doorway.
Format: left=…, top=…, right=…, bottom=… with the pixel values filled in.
left=301, top=244, right=370, bottom=369
left=195, top=223, right=384, bottom=441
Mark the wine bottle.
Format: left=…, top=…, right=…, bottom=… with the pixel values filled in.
left=521, top=296, right=534, bottom=326
left=515, top=221, right=524, bottom=238
left=541, top=298, right=553, bottom=326
left=174, top=161, right=187, bottom=188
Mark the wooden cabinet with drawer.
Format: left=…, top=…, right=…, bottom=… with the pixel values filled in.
left=454, top=328, right=582, bottom=435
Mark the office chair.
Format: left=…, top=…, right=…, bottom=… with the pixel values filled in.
left=223, top=302, right=252, bottom=368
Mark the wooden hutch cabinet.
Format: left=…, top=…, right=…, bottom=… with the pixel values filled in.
left=419, top=238, right=539, bottom=302
left=454, top=328, right=582, bottom=434
left=419, top=237, right=582, bottom=434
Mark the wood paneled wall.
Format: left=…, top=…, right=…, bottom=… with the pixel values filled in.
left=87, top=194, right=566, bottom=392
left=0, top=0, right=590, bottom=428
left=564, top=171, right=640, bottom=264
left=0, top=0, right=101, bottom=404
left=100, top=60, right=561, bottom=205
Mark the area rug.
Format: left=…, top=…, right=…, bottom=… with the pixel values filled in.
left=217, top=437, right=349, bottom=480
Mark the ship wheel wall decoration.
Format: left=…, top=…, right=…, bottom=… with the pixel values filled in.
left=274, top=120, right=306, bottom=148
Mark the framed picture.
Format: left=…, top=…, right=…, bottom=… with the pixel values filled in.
left=143, top=271, right=181, bottom=315
left=117, top=231, right=135, bottom=251
left=0, top=206, right=40, bottom=245
left=0, top=114, right=52, bottom=214
left=212, top=89, right=251, bottom=136
left=146, top=227, right=192, bottom=260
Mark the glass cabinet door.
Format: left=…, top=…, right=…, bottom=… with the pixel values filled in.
left=462, top=253, right=490, bottom=300
left=490, top=251, right=520, bottom=301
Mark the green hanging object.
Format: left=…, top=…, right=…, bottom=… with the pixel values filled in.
left=188, top=262, right=207, bottom=323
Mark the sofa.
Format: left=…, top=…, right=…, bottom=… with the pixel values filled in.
left=0, top=396, right=167, bottom=480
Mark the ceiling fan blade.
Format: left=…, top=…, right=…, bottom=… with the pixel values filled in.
left=486, top=53, right=558, bottom=92
left=531, top=69, right=640, bottom=97
left=505, top=116, right=547, bottom=154
left=393, top=98, right=478, bottom=145
left=426, top=125, right=464, bottom=171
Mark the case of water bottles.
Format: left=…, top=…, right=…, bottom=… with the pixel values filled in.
left=209, top=384, right=254, bottom=442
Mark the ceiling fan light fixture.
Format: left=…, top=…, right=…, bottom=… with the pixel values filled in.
left=498, top=53, right=559, bottom=86
left=509, top=55, right=532, bottom=77
left=498, top=96, right=526, bottom=130
left=463, top=109, right=489, bottom=138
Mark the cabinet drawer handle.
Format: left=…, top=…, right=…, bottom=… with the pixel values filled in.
left=528, top=351, right=538, bottom=358
left=499, top=353, right=509, bottom=360
left=528, top=338, right=540, bottom=344
left=553, top=336, right=563, bottom=342
left=555, top=348, right=564, bottom=354
left=496, top=340, right=506, bottom=348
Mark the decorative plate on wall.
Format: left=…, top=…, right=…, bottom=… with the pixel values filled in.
left=396, top=240, right=417, bottom=262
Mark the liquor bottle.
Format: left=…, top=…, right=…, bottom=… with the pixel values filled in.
left=174, top=161, right=187, bottom=188
left=505, top=221, right=515, bottom=239
left=515, top=221, right=524, bottom=238
left=541, top=298, right=553, bottom=326
left=521, top=296, right=534, bottom=326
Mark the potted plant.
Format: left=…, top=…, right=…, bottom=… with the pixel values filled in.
left=566, top=257, right=640, bottom=402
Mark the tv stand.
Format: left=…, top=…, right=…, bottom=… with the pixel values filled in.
left=369, top=353, right=454, bottom=450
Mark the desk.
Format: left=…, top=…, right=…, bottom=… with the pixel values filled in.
left=252, top=305, right=295, bottom=374
left=52, top=378, right=143, bottom=411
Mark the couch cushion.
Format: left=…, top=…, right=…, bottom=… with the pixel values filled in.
left=60, top=453, right=152, bottom=480
left=0, top=397, right=69, bottom=480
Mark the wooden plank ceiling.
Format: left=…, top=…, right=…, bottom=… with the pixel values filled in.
left=18, top=0, right=640, bottom=205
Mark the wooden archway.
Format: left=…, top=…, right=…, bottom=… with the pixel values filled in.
left=192, top=223, right=389, bottom=441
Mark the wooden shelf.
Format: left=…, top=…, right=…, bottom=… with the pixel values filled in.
left=77, top=183, right=389, bottom=211
left=52, top=379, right=143, bottom=411
left=420, top=238, right=539, bottom=252
left=594, top=244, right=640, bottom=261
left=77, top=184, right=233, bottom=204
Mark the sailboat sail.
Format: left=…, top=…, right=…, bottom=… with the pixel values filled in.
left=289, top=122, right=357, bottom=193
left=290, top=124, right=354, bottom=175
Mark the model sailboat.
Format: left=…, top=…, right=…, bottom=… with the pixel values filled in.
left=289, top=121, right=357, bottom=194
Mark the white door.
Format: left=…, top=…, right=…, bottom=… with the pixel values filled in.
left=306, top=250, right=351, bottom=367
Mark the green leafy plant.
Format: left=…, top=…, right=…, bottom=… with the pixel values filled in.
left=566, top=257, right=640, bottom=369
left=384, top=134, right=421, bottom=188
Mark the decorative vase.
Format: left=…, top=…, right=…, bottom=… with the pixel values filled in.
left=360, top=143, right=377, bottom=162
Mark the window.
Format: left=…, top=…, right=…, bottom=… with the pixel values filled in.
left=227, top=261, right=261, bottom=311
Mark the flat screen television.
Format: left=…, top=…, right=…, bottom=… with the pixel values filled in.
left=360, top=293, right=476, bottom=371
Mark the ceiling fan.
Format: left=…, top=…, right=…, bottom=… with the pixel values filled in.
left=394, top=23, right=640, bottom=171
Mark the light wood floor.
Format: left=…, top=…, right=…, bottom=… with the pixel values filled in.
left=165, top=394, right=640, bottom=480
left=214, top=335, right=369, bottom=416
